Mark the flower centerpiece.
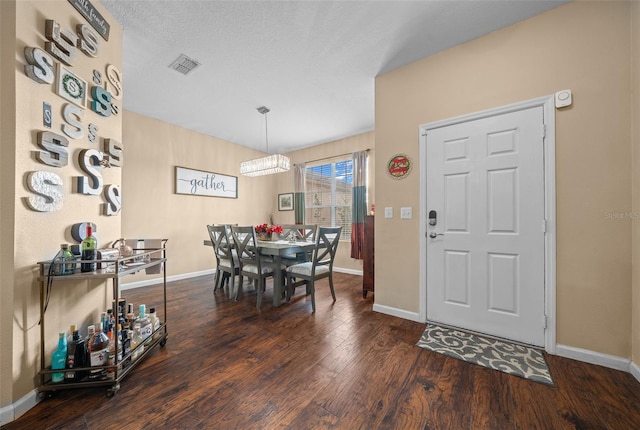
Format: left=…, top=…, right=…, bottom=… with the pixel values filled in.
left=254, top=223, right=283, bottom=241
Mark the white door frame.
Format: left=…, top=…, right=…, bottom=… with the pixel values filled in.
left=418, top=96, right=556, bottom=353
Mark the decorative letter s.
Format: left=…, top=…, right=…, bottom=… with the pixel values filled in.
left=104, top=185, right=122, bottom=216
left=25, top=171, right=64, bottom=212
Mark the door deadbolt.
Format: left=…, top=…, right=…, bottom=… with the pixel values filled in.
left=428, top=210, right=437, bottom=226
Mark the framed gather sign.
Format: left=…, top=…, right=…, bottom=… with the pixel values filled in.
left=175, top=166, right=238, bottom=198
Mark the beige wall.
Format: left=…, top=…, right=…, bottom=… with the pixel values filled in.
left=0, top=0, right=17, bottom=411
left=120, top=111, right=277, bottom=283
left=632, top=0, right=640, bottom=364
left=1, top=0, right=122, bottom=411
left=376, top=1, right=634, bottom=357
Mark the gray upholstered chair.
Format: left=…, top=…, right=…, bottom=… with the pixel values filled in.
left=285, top=226, right=342, bottom=312
left=207, top=224, right=238, bottom=297
left=230, top=225, right=285, bottom=309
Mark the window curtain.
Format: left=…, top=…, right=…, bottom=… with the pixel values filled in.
left=293, top=163, right=306, bottom=224
left=350, top=151, right=368, bottom=259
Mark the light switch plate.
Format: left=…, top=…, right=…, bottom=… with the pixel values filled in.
left=384, top=207, right=393, bottom=219
left=400, top=207, right=412, bottom=219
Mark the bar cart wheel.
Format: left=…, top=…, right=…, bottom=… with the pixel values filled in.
left=106, top=383, right=120, bottom=397
left=160, top=337, right=167, bottom=347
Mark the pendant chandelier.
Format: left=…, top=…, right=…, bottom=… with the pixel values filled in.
left=240, top=106, right=291, bottom=177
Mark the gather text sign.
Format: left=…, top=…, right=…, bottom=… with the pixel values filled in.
left=175, top=166, right=237, bottom=198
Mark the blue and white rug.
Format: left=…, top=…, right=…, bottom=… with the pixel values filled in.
left=416, top=323, right=554, bottom=386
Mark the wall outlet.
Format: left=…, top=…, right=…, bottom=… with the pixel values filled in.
left=384, top=207, right=393, bottom=219
left=400, top=207, right=412, bottom=219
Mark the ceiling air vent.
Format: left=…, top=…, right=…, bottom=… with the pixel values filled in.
left=168, top=54, right=201, bottom=75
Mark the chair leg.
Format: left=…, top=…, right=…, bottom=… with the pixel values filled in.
left=213, top=269, right=221, bottom=292
left=328, top=274, right=336, bottom=302
left=285, top=274, right=291, bottom=301
left=309, top=280, right=316, bottom=313
left=234, top=275, right=243, bottom=301
left=228, top=272, right=235, bottom=300
left=256, top=278, right=263, bottom=309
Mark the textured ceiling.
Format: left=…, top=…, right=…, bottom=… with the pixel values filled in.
left=101, top=0, right=567, bottom=153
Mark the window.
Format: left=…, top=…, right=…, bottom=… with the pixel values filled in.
left=305, top=159, right=352, bottom=240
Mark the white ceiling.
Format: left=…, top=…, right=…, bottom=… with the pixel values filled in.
left=101, top=0, right=566, bottom=154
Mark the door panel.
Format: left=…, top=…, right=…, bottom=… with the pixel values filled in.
left=426, top=106, right=545, bottom=346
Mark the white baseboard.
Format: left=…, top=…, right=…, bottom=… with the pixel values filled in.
left=555, top=344, right=631, bottom=372
left=372, top=303, right=423, bottom=323
left=334, top=267, right=362, bottom=276
left=120, top=269, right=215, bottom=291
left=630, top=360, right=640, bottom=384
left=0, top=389, right=39, bottom=425
left=120, top=267, right=359, bottom=291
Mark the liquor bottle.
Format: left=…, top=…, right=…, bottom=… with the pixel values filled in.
left=52, top=244, right=76, bottom=275
left=64, top=329, right=87, bottom=382
left=136, top=304, right=152, bottom=344
left=122, top=329, right=132, bottom=368
left=63, top=324, right=76, bottom=377
left=80, top=225, right=97, bottom=272
left=66, top=324, right=77, bottom=345
left=130, top=326, right=144, bottom=362
left=106, top=323, right=122, bottom=379
left=61, top=244, right=76, bottom=274
left=100, top=312, right=108, bottom=334
left=51, top=332, right=67, bottom=383
left=87, top=325, right=109, bottom=380
left=149, top=307, right=161, bottom=340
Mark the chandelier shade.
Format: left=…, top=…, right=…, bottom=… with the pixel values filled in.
left=241, top=106, right=291, bottom=177
left=240, top=154, right=291, bottom=177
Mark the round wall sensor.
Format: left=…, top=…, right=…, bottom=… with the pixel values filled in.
left=555, top=89, right=572, bottom=108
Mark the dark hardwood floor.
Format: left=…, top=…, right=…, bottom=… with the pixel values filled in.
left=4, top=273, right=640, bottom=429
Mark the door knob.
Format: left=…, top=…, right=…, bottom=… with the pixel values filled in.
left=429, top=231, right=444, bottom=238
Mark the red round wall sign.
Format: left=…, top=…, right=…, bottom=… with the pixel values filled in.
left=387, top=154, right=412, bottom=179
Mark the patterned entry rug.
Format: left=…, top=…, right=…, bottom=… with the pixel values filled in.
left=416, top=324, right=554, bottom=386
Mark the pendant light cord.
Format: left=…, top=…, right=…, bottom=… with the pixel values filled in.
left=265, top=112, right=269, bottom=153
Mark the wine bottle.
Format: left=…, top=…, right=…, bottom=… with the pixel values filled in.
left=80, top=225, right=97, bottom=272
left=51, top=332, right=67, bottom=383
left=64, top=329, right=87, bottom=382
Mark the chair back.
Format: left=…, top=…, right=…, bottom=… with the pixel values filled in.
left=207, top=225, right=234, bottom=266
left=230, top=226, right=262, bottom=272
left=281, top=224, right=317, bottom=242
left=312, top=226, right=342, bottom=272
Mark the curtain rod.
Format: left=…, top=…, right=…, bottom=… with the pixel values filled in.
left=302, top=148, right=370, bottom=166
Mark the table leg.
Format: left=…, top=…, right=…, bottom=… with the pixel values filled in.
left=273, top=255, right=282, bottom=307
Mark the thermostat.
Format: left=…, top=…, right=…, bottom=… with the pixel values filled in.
left=555, top=89, right=572, bottom=108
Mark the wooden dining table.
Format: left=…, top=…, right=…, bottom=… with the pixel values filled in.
left=203, top=238, right=316, bottom=307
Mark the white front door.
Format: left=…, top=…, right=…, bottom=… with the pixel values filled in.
left=426, top=106, right=546, bottom=346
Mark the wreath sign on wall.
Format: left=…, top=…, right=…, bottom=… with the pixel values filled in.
left=387, top=154, right=412, bottom=179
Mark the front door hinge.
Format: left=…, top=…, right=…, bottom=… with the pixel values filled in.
left=542, top=124, right=546, bottom=139
left=542, top=219, right=547, bottom=233
left=543, top=316, right=548, bottom=329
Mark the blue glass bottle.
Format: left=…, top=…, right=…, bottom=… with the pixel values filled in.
left=51, top=332, right=67, bottom=383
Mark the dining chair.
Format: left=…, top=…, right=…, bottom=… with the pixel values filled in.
left=280, top=224, right=318, bottom=265
left=206, top=224, right=239, bottom=297
left=230, top=225, right=285, bottom=309
left=285, top=226, right=342, bottom=312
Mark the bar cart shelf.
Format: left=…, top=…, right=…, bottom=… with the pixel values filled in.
left=36, top=242, right=168, bottom=397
